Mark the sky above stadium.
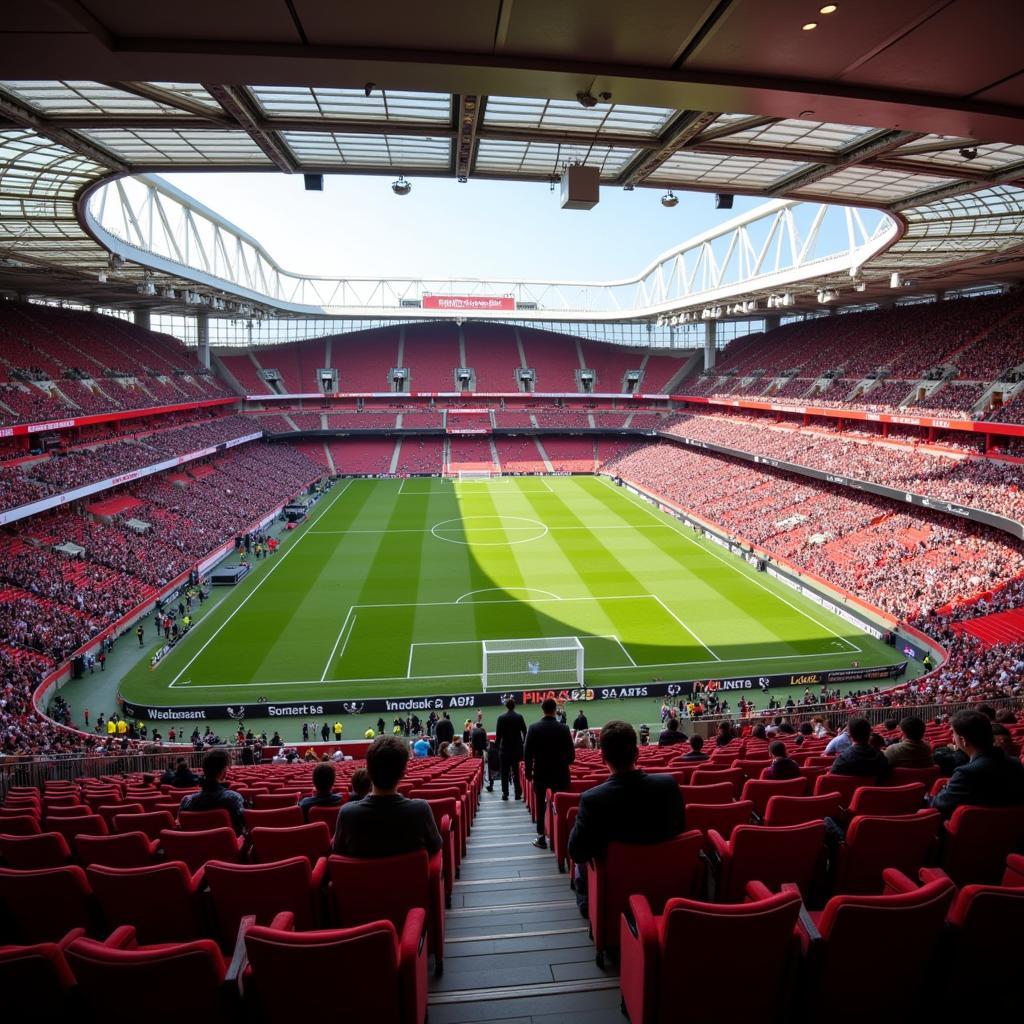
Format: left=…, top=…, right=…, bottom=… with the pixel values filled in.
left=163, top=173, right=834, bottom=283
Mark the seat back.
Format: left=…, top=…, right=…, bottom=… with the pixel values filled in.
left=889, top=766, right=940, bottom=788
left=244, top=920, right=403, bottom=1020
left=690, top=768, right=744, bottom=796
left=306, top=804, right=342, bottom=830
left=86, top=861, right=203, bottom=943
left=764, top=793, right=843, bottom=827
left=178, top=808, right=234, bottom=832
left=0, top=865, right=93, bottom=942
left=836, top=811, right=941, bottom=895
left=722, top=821, right=825, bottom=901
left=76, top=832, right=156, bottom=869
left=0, top=815, right=42, bottom=836
left=812, top=772, right=866, bottom=805
left=0, top=831, right=71, bottom=869
left=946, top=883, right=1024, bottom=977
left=328, top=851, right=429, bottom=933
left=159, top=827, right=241, bottom=874
left=847, top=783, right=925, bottom=818
left=243, top=806, right=305, bottom=831
left=251, top=792, right=301, bottom=809
left=943, top=804, right=1024, bottom=885
left=95, top=803, right=145, bottom=830
left=740, top=777, right=808, bottom=816
left=249, top=823, right=331, bottom=864
left=44, top=814, right=108, bottom=843
left=1004, top=853, right=1024, bottom=887
left=685, top=802, right=754, bottom=844
left=112, top=811, right=175, bottom=839
left=678, top=782, right=734, bottom=806
left=205, top=856, right=318, bottom=943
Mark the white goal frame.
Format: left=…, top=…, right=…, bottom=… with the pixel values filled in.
left=481, top=636, right=584, bottom=691
left=458, top=469, right=495, bottom=481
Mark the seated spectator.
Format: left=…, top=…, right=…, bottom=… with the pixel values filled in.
left=412, top=735, right=432, bottom=758
left=574, top=731, right=593, bottom=749
left=883, top=716, right=934, bottom=769
left=824, top=722, right=853, bottom=756
left=161, top=758, right=199, bottom=788
left=448, top=737, right=470, bottom=757
left=715, top=721, right=734, bottom=746
left=299, top=762, right=343, bottom=819
left=567, top=721, right=687, bottom=916
left=658, top=717, right=688, bottom=746
left=992, top=723, right=1021, bottom=759
left=763, top=740, right=801, bottom=780
left=830, top=717, right=891, bottom=782
left=179, top=748, right=245, bottom=833
left=332, top=736, right=442, bottom=857
left=347, top=767, right=371, bottom=801
left=932, top=711, right=1024, bottom=817
left=679, top=734, right=709, bottom=762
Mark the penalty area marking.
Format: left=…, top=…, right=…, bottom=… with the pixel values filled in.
left=455, top=588, right=562, bottom=603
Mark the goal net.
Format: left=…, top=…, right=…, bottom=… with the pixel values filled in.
left=481, top=636, right=584, bottom=691
left=458, top=470, right=494, bottom=481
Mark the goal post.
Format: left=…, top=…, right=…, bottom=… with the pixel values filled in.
left=458, top=469, right=495, bottom=481
left=481, top=636, right=584, bottom=691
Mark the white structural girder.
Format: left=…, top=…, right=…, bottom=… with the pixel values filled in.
left=84, top=174, right=897, bottom=320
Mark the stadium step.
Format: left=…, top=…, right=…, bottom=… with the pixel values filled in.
left=428, top=787, right=622, bottom=1023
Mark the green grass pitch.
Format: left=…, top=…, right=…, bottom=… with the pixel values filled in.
left=120, top=475, right=900, bottom=709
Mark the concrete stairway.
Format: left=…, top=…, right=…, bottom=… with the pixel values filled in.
left=427, top=788, right=622, bottom=1023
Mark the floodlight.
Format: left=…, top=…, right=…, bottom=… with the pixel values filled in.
left=661, top=191, right=679, bottom=208
left=391, top=176, right=411, bottom=196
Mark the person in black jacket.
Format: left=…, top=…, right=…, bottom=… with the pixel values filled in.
left=495, top=699, right=527, bottom=801
left=434, top=712, right=455, bottom=746
left=830, top=717, right=890, bottom=783
left=470, top=720, right=488, bottom=759
left=932, top=710, right=1024, bottom=818
left=657, top=718, right=687, bottom=746
left=523, top=698, right=575, bottom=848
left=572, top=709, right=589, bottom=732
left=568, top=720, right=686, bottom=915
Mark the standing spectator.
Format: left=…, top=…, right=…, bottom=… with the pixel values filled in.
left=495, top=699, right=527, bottom=801
left=136, top=624, right=144, bottom=647
left=523, top=698, right=574, bottom=849
left=470, top=719, right=488, bottom=759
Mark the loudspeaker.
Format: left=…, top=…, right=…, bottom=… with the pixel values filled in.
left=715, top=193, right=734, bottom=210
left=304, top=174, right=324, bottom=192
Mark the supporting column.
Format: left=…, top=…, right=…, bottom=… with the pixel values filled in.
left=133, top=308, right=151, bottom=331
left=196, top=312, right=210, bottom=369
left=764, top=313, right=781, bottom=332
left=703, top=320, right=717, bottom=372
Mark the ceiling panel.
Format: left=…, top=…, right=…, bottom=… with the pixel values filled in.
left=79, top=0, right=301, bottom=43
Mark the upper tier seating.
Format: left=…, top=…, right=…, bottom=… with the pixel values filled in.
left=401, top=324, right=461, bottom=392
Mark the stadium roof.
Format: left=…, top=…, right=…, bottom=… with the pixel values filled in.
left=1, top=1, right=1023, bottom=315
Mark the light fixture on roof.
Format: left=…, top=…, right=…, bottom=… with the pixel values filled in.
left=817, top=288, right=838, bottom=303
left=661, top=191, right=679, bottom=208
left=136, top=281, right=156, bottom=297
left=802, top=22, right=818, bottom=31
left=391, top=176, right=411, bottom=196
left=958, top=147, right=978, bottom=160
left=819, top=4, right=837, bottom=13
left=97, top=271, right=107, bottom=283
left=576, top=91, right=598, bottom=109
left=623, top=183, right=635, bottom=191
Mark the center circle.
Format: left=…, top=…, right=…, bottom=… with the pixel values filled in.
left=430, top=515, right=548, bottom=546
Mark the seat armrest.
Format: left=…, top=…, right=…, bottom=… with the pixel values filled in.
left=309, top=856, right=328, bottom=888
left=225, top=914, right=256, bottom=986
left=57, top=928, right=86, bottom=949
left=880, top=868, right=918, bottom=895
left=706, top=829, right=729, bottom=862
left=269, top=911, right=295, bottom=931
left=103, top=925, right=137, bottom=949
left=918, top=866, right=951, bottom=886
left=745, top=880, right=774, bottom=902
left=782, top=883, right=821, bottom=946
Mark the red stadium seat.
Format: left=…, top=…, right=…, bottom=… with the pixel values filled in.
left=941, top=804, right=1024, bottom=885
left=739, top=777, right=809, bottom=818
left=178, top=808, right=234, bottom=832
left=764, top=792, right=844, bottom=827
left=620, top=885, right=802, bottom=1024
left=888, top=766, right=940, bottom=788
left=43, top=814, right=108, bottom=844
left=812, top=773, right=867, bottom=806
left=306, top=804, right=342, bottom=831
left=0, top=831, right=71, bottom=869
left=845, top=783, right=925, bottom=818
left=690, top=768, right=744, bottom=797
left=0, top=928, right=82, bottom=1021
left=709, top=821, right=825, bottom=902
left=1004, top=853, right=1024, bottom=886
left=684, top=801, right=754, bottom=849
left=159, top=827, right=244, bottom=874
left=678, top=782, right=734, bottom=806
left=0, top=815, right=41, bottom=836
left=76, top=831, right=160, bottom=869
left=420, top=800, right=458, bottom=907
left=0, top=865, right=95, bottom=942
left=248, top=823, right=331, bottom=864
left=241, top=909, right=428, bottom=1024
left=86, top=862, right=206, bottom=944
left=587, top=831, right=705, bottom=966
left=243, top=806, right=304, bottom=831
left=251, top=792, right=301, bottom=809
left=833, top=811, right=941, bottom=895
left=112, top=810, right=175, bottom=839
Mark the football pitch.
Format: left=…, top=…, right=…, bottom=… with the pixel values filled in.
left=120, top=475, right=901, bottom=709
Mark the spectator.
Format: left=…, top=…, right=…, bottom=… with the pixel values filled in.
left=524, top=698, right=575, bottom=850
left=179, top=749, right=245, bottom=833
left=332, top=736, right=442, bottom=857
left=160, top=759, right=199, bottom=788
left=299, top=762, right=343, bottom=820
left=412, top=735, right=432, bottom=758
left=658, top=717, right=688, bottom=746
left=932, top=711, right=1024, bottom=817
left=567, top=721, right=686, bottom=917
left=679, top=734, right=709, bottom=762
left=347, top=767, right=371, bottom=802
left=763, top=740, right=801, bottom=779
left=830, top=717, right=891, bottom=782
left=883, top=716, right=934, bottom=769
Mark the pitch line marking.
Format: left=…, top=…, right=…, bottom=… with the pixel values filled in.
left=321, top=607, right=356, bottom=682
left=308, top=524, right=673, bottom=536
left=602, top=476, right=862, bottom=654
left=650, top=594, right=722, bottom=663
left=165, top=479, right=355, bottom=687
left=455, top=588, right=562, bottom=603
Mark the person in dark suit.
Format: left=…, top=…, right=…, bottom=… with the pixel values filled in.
left=932, top=710, right=1024, bottom=818
left=470, top=721, right=488, bottom=758
left=830, top=717, right=890, bottom=783
left=523, top=698, right=574, bottom=848
left=657, top=718, right=687, bottom=746
left=763, top=740, right=801, bottom=780
left=568, top=720, right=686, bottom=915
left=572, top=709, right=589, bottom=732
left=434, top=712, right=455, bottom=746
left=495, top=698, right=527, bottom=801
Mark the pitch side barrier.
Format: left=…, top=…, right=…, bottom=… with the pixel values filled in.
left=657, top=431, right=1024, bottom=540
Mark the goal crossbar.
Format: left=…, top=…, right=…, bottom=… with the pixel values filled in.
left=458, top=469, right=495, bottom=480
left=481, top=636, right=584, bottom=690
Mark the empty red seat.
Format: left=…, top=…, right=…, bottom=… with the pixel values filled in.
left=548, top=791, right=582, bottom=873
left=420, top=800, right=458, bottom=907
left=764, top=793, right=843, bottom=827
left=795, top=869, right=955, bottom=1022
left=0, top=928, right=80, bottom=1021
left=1004, top=853, right=1024, bottom=886
left=248, top=823, right=331, bottom=864
left=710, top=821, right=825, bottom=902
left=95, top=803, right=145, bottom=831
left=941, top=804, right=1024, bottom=885
left=243, top=806, right=304, bottom=831
left=0, top=865, right=95, bottom=942
left=690, top=768, right=744, bottom=797
left=205, top=856, right=327, bottom=946
left=112, top=810, right=175, bottom=839
left=0, top=831, right=71, bottom=869
left=178, top=808, right=235, bottom=832
left=888, top=766, right=940, bottom=788
left=0, top=815, right=42, bottom=836
left=159, top=827, right=244, bottom=874
left=620, top=885, right=802, bottom=1024
left=834, top=811, right=941, bottom=895
left=241, top=909, right=428, bottom=1024
left=846, top=783, right=925, bottom=818
left=813, top=773, right=868, bottom=806
left=86, top=862, right=206, bottom=944
left=43, top=814, right=108, bottom=844
left=65, top=927, right=234, bottom=1022
left=251, top=792, right=301, bottom=809
left=588, top=831, right=705, bottom=966
left=740, top=777, right=808, bottom=818
left=328, top=851, right=445, bottom=974
left=306, top=804, right=342, bottom=831
left=685, top=801, right=754, bottom=849
left=76, top=831, right=159, bottom=869
left=678, top=782, right=734, bottom=806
